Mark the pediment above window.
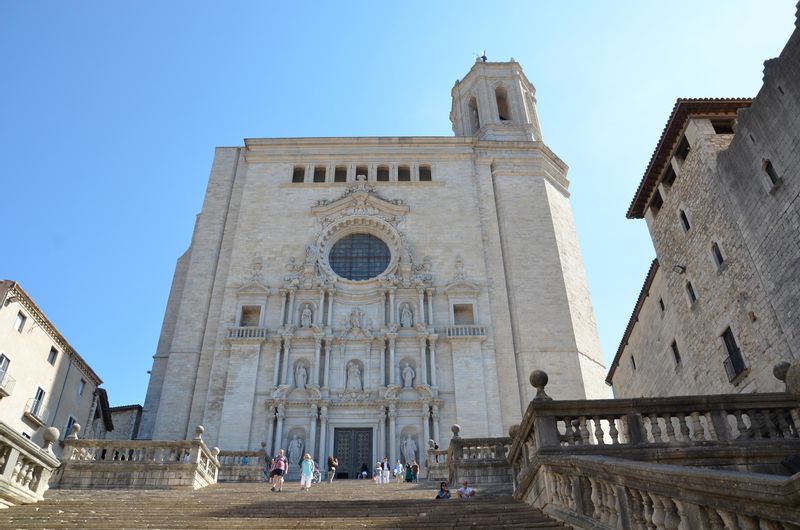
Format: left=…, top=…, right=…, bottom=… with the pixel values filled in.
left=311, top=176, right=409, bottom=227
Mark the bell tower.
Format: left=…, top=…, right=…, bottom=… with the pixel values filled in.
left=450, top=58, right=543, bottom=142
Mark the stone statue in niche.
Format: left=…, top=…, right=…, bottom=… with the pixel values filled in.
left=346, top=361, right=362, bottom=392
left=349, top=307, right=364, bottom=330
left=400, top=303, right=413, bottom=328
left=402, top=435, right=417, bottom=464
left=402, top=362, right=415, bottom=388
left=301, top=304, right=313, bottom=328
left=288, top=435, right=304, bottom=467
left=295, top=364, right=308, bottom=389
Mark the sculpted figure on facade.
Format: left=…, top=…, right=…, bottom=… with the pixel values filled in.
left=402, top=362, right=416, bottom=388
left=402, top=435, right=417, bottom=464
left=295, top=364, right=308, bottom=389
left=346, top=361, right=362, bottom=392
left=288, top=435, right=303, bottom=466
left=400, top=303, right=413, bottom=328
left=301, top=304, right=313, bottom=328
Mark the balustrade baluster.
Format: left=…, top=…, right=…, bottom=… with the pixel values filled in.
left=689, top=412, right=703, bottom=441
left=738, top=514, right=760, bottom=530
left=774, top=409, right=791, bottom=438
left=593, top=416, right=605, bottom=445
left=23, top=465, right=34, bottom=488
left=588, top=477, right=601, bottom=520
left=663, top=414, right=676, bottom=441
left=605, top=483, right=620, bottom=528
left=790, top=408, right=800, bottom=436
left=649, top=414, right=662, bottom=443
left=672, top=499, right=690, bottom=530
left=609, top=417, right=620, bottom=444
left=563, top=417, right=575, bottom=445
left=761, top=410, right=778, bottom=439
left=733, top=410, right=750, bottom=439
left=649, top=493, right=666, bottom=530
left=627, top=488, right=646, bottom=530
left=676, top=413, right=690, bottom=441
left=700, top=506, right=724, bottom=530
left=578, top=416, right=590, bottom=444
left=703, top=412, right=718, bottom=441
left=11, top=459, right=23, bottom=481
left=747, top=409, right=764, bottom=438
left=716, top=510, right=739, bottom=529
left=661, top=496, right=680, bottom=530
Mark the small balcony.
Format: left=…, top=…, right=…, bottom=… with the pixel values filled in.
left=441, top=325, right=487, bottom=339
left=226, top=326, right=268, bottom=342
left=0, top=370, right=15, bottom=398
left=23, top=398, right=49, bottom=427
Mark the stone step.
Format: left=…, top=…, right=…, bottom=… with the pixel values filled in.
left=0, top=481, right=565, bottom=529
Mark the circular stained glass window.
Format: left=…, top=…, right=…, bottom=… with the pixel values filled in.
left=329, top=233, right=391, bottom=281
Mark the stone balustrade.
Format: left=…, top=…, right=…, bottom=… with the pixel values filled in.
left=425, top=449, right=448, bottom=481
left=58, top=425, right=220, bottom=490
left=440, top=325, right=486, bottom=338
left=531, top=455, right=800, bottom=529
left=0, top=370, right=15, bottom=397
left=507, top=368, right=800, bottom=529
left=226, top=326, right=268, bottom=340
left=0, top=421, right=60, bottom=508
left=446, top=427, right=512, bottom=488
left=216, top=450, right=266, bottom=482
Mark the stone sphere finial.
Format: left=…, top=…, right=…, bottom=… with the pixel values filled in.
left=211, top=447, right=220, bottom=458
left=69, top=423, right=81, bottom=439
left=451, top=424, right=461, bottom=438
left=775, top=361, right=800, bottom=396
left=509, top=424, right=520, bottom=439
left=428, top=439, right=435, bottom=448
left=194, top=425, right=205, bottom=440
left=42, top=427, right=60, bottom=452
left=530, top=370, right=552, bottom=401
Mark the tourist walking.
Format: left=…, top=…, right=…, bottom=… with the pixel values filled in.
left=381, top=457, right=391, bottom=484
left=300, top=453, right=314, bottom=491
left=435, top=481, right=451, bottom=499
left=374, top=461, right=383, bottom=484
left=404, top=462, right=413, bottom=483
left=270, top=449, right=287, bottom=492
left=411, top=460, right=419, bottom=483
left=393, top=460, right=404, bottom=483
left=327, top=455, right=338, bottom=483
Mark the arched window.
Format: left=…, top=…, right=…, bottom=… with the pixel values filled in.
left=468, top=96, right=480, bottom=133
left=496, top=85, right=511, bottom=121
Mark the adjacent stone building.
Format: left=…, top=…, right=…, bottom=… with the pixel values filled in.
left=608, top=21, right=800, bottom=397
left=0, top=280, right=111, bottom=454
left=140, top=59, right=609, bottom=478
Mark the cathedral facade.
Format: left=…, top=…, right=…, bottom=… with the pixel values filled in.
left=139, top=59, right=608, bottom=477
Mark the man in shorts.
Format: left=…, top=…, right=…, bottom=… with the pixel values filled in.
left=270, top=449, right=287, bottom=492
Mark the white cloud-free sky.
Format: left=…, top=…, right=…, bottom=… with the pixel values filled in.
left=1, top=1, right=795, bottom=406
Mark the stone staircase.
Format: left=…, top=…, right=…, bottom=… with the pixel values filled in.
left=0, top=480, right=565, bottom=529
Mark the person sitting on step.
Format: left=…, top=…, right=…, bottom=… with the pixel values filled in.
left=435, top=481, right=451, bottom=499
left=457, top=480, right=476, bottom=500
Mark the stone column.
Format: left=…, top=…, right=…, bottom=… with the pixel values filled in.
left=313, top=336, right=322, bottom=386
left=382, top=289, right=388, bottom=325
left=318, top=406, right=328, bottom=472
left=308, top=404, right=318, bottom=459
left=323, top=339, right=331, bottom=388
left=287, top=289, right=296, bottom=326
left=266, top=405, right=276, bottom=455
left=326, top=290, right=335, bottom=326
left=388, top=334, right=397, bottom=385
left=273, top=339, right=283, bottom=387
left=318, top=290, right=325, bottom=326
left=418, top=334, right=428, bottom=385
left=378, top=340, right=386, bottom=387
left=378, top=407, right=386, bottom=459
left=279, top=290, right=288, bottom=326
left=281, top=337, right=292, bottom=385
left=417, top=288, right=425, bottom=325
left=421, top=403, right=431, bottom=468
left=388, top=403, right=397, bottom=462
left=428, top=334, right=438, bottom=387
left=431, top=404, right=440, bottom=445
left=274, top=404, right=286, bottom=452
left=388, top=289, right=396, bottom=325
left=426, top=288, right=434, bottom=326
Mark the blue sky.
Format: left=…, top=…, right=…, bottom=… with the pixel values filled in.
left=1, top=1, right=795, bottom=407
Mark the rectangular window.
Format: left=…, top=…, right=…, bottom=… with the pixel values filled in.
left=239, top=305, right=262, bottom=327
left=313, top=166, right=326, bottom=183
left=376, top=166, right=390, bottom=181
left=763, top=159, right=781, bottom=188
left=292, top=166, right=305, bottom=183
left=398, top=165, right=411, bottom=181
left=0, top=354, right=9, bottom=379
left=685, top=281, right=697, bottom=304
left=452, top=304, right=475, bottom=325
left=630, top=355, right=636, bottom=371
left=31, top=387, right=45, bottom=417
left=722, top=327, right=746, bottom=381
left=662, top=166, right=677, bottom=187
left=658, top=298, right=665, bottom=312
left=21, top=432, right=31, bottom=440
left=675, top=135, right=691, bottom=163
left=679, top=210, right=691, bottom=232
left=712, top=242, right=725, bottom=267
left=64, top=416, right=77, bottom=440
left=78, top=378, right=86, bottom=397
left=48, top=347, right=58, bottom=366
left=334, top=166, right=347, bottom=182
left=356, top=165, right=368, bottom=179
left=14, top=312, right=26, bottom=332
left=711, top=119, right=735, bottom=135
left=649, top=189, right=663, bottom=216
left=670, top=340, right=681, bottom=365
left=419, top=165, right=432, bottom=181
